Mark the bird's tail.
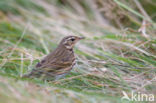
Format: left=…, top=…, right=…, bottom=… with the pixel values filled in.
left=22, top=72, right=33, bottom=78
left=22, top=69, right=42, bottom=78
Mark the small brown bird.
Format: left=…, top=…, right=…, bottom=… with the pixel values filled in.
left=23, top=35, right=84, bottom=80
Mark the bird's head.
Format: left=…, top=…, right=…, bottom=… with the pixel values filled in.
left=60, top=36, right=85, bottom=49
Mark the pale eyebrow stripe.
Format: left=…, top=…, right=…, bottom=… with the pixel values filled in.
left=67, top=37, right=75, bottom=41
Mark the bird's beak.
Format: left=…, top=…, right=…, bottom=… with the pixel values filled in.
left=78, top=36, right=85, bottom=40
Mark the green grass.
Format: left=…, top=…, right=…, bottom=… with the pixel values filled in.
left=0, top=0, right=156, bottom=103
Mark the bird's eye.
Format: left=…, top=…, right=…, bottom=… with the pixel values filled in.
left=71, top=38, right=75, bottom=41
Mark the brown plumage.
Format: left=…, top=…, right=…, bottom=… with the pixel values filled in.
left=23, top=35, right=84, bottom=80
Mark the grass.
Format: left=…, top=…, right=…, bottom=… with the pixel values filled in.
left=0, top=0, right=156, bottom=103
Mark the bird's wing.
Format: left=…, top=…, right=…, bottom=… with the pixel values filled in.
left=33, top=61, right=73, bottom=76
left=34, top=49, right=75, bottom=76
left=36, top=50, right=75, bottom=69
left=36, top=57, right=73, bottom=68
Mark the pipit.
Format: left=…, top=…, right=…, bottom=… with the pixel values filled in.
left=23, top=35, right=84, bottom=80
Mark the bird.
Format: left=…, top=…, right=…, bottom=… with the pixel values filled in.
left=23, top=35, right=85, bottom=80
